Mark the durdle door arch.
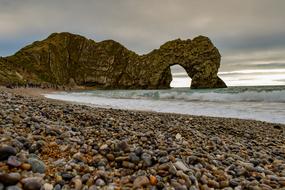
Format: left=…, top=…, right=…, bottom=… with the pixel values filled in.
left=0, top=32, right=227, bottom=89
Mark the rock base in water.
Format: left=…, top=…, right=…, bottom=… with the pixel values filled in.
left=0, top=32, right=227, bottom=89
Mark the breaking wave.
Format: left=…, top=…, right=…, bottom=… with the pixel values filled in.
left=44, top=86, right=285, bottom=124
left=67, top=86, right=285, bottom=103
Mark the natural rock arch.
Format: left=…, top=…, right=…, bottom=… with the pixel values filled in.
left=0, top=32, right=227, bottom=89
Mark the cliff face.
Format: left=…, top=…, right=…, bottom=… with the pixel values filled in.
left=0, top=32, right=226, bottom=89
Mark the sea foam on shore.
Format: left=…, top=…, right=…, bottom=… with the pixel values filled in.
left=45, top=86, right=285, bottom=124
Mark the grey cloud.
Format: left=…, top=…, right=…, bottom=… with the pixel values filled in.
left=0, top=0, right=285, bottom=72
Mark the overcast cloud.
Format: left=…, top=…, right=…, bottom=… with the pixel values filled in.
left=0, top=0, right=285, bottom=72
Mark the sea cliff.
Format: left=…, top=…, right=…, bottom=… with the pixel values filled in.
left=0, top=32, right=226, bottom=89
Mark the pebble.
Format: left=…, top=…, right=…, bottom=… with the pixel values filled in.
left=122, top=161, right=135, bottom=168
left=27, top=158, right=46, bottom=173
left=0, top=146, right=17, bottom=161
left=99, top=144, right=108, bottom=151
left=174, top=160, right=190, bottom=172
left=128, top=152, right=140, bottom=163
left=42, top=183, right=53, bottom=190
left=158, top=156, right=169, bottom=163
left=61, top=172, right=75, bottom=181
left=53, top=184, right=61, bottom=190
left=73, top=152, right=84, bottom=162
left=168, top=162, right=178, bottom=175
left=133, top=176, right=150, bottom=188
left=149, top=175, right=158, bottom=185
left=72, top=178, right=82, bottom=190
left=0, top=89, right=284, bottom=189
left=134, top=147, right=143, bottom=156
left=0, top=173, right=21, bottom=185
left=88, top=185, right=97, bottom=190
left=23, top=180, right=42, bottom=190
left=175, top=133, right=182, bottom=140
left=117, top=141, right=130, bottom=152
left=5, top=186, right=22, bottom=190
left=141, top=153, right=152, bottom=167
left=95, top=178, right=105, bottom=186
left=7, top=156, right=22, bottom=167
left=81, top=173, right=90, bottom=184
left=21, top=163, right=32, bottom=170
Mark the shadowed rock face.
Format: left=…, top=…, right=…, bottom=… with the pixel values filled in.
left=0, top=32, right=226, bottom=89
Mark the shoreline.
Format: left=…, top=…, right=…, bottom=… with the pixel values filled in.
left=3, top=86, right=284, bottom=125
left=0, top=87, right=285, bottom=189
left=2, top=86, right=285, bottom=125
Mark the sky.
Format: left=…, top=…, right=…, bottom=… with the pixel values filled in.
left=1, top=0, right=285, bottom=86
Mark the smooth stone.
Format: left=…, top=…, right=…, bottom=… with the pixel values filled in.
left=22, top=177, right=42, bottom=190
left=21, top=163, right=32, bottom=170
left=99, top=144, right=108, bottom=151
left=0, top=173, right=21, bottom=185
left=158, top=163, right=169, bottom=170
left=176, top=133, right=182, bottom=140
left=73, top=152, right=84, bottom=162
left=229, top=179, right=239, bottom=187
left=141, top=153, right=152, bottom=167
left=133, top=176, right=150, bottom=188
left=128, top=152, right=140, bottom=163
left=53, top=158, right=66, bottom=167
left=220, top=180, right=229, bottom=188
left=88, top=185, right=98, bottom=190
left=141, top=137, right=148, bottom=142
left=149, top=175, right=158, bottom=186
left=7, top=156, right=22, bottom=167
left=95, top=178, right=105, bottom=186
left=158, top=156, right=169, bottom=164
left=72, top=178, right=82, bottom=190
left=6, top=186, right=22, bottom=190
left=53, top=184, right=61, bottom=190
left=106, top=154, right=115, bottom=161
left=134, top=147, right=143, bottom=156
left=81, top=173, right=90, bottom=184
left=27, top=158, right=46, bottom=173
left=42, top=183, right=53, bottom=190
left=61, top=172, right=75, bottom=181
left=174, top=160, right=190, bottom=172
left=122, top=161, right=135, bottom=169
left=168, top=162, right=178, bottom=175
left=117, top=141, right=130, bottom=152
left=0, top=146, right=17, bottom=161
left=208, top=180, right=219, bottom=188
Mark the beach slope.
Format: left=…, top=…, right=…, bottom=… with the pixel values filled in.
left=0, top=87, right=284, bottom=189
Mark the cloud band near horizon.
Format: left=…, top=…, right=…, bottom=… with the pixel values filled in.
left=1, top=0, right=285, bottom=72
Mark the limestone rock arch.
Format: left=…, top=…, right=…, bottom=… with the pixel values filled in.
left=0, top=32, right=227, bottom=89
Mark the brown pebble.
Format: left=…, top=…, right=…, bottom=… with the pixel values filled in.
left=106, top=153, right=115, bottom=161
left=149, top=175, right=158, bottom=185
left=133, top=176, right=150, bottom=188
left=21, top=163, right=32, bottom=171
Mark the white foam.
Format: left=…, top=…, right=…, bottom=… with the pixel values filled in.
left=45, top=90, right=285, bottom=124
left=174, top=90, right=285, bottom=102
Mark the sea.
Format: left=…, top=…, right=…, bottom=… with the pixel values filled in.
left=44, top=85, right=285, bottom=124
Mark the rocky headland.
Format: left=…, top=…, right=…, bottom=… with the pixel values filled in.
left=0, top=87, right=284, bottom=189
left=0, top=32, right=226, bottom=89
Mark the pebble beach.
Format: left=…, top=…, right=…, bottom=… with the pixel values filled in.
left=0, top=87, right=285, bottom=190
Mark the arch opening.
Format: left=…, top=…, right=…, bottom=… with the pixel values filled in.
left=170, top=65, right=191, bottom=88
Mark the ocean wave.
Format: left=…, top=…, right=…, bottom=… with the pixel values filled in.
left=64, top=87, right=285, bottom=103
left=158, top=90, right=285, bottom=103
